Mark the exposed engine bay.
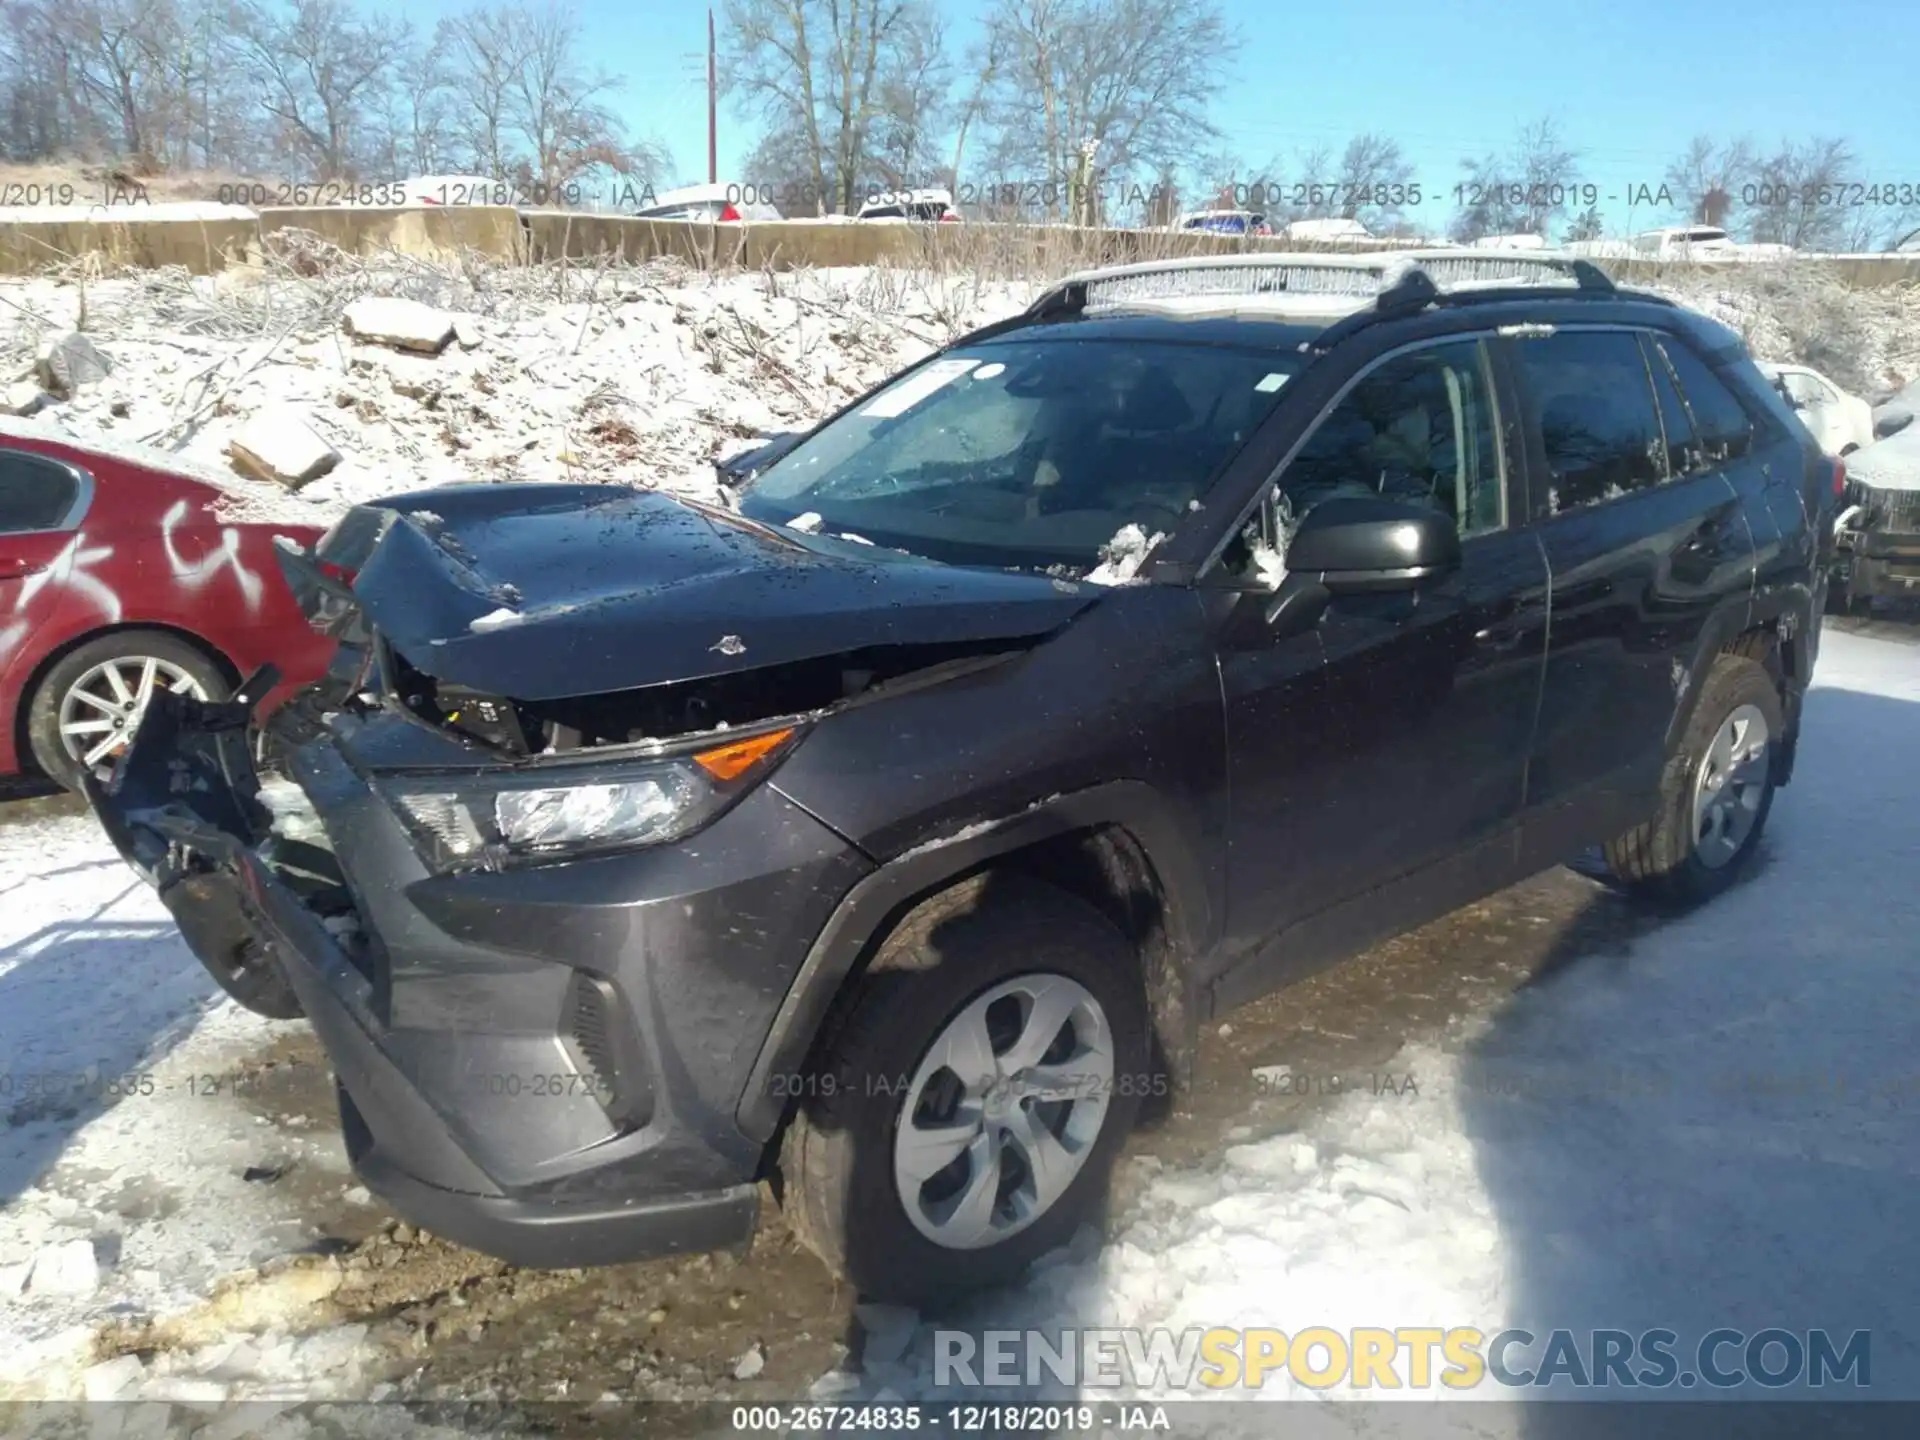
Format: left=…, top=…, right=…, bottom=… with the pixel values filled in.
left=387, top=639, right=1026, bottom=757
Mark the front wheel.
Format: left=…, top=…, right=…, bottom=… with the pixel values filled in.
left=1606, top=653, right=1783, bottom=904
left=27, top=631, right=228, bottom=790
left=781, top=876, right=1149, bottom=1305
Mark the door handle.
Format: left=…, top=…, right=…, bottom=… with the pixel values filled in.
left=0, top=557, right=49, bottom=581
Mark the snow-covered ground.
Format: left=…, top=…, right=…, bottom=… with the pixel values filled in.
left=0, top=812, right=365, bottom=1399
left=1, top=254, right=1033, bottom=527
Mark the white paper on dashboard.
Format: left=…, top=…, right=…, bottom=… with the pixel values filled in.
left=860, top=358, right=980, bottom=418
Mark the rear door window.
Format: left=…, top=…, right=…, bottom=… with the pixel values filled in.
left=1512, top=330, right=1667, bottom=513
left=0, top=450, right=80, bottom=534
left=1655, top=337, right=1755, bottom=466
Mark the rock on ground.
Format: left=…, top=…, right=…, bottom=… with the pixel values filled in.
left=35, top=332, right=112, bottom=396
left=27, top=1238, right=100, bottom=1297
left=3, top=380, right=51, bottom=416
left=344, top=297, right=458, bottom=355
left=228, top=408, right=341, bottom=489
left=81, top=1353, right=146, bottom=1401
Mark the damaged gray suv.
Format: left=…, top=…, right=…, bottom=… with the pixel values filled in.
left=89, top=251, right=1835, bottom=1304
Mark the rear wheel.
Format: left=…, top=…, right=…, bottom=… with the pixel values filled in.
left=27, top=631, right=228, bottom=790
left=1606, top=653, right=1783, bottom=903
left=781, top=876, right=1149, bottom=1305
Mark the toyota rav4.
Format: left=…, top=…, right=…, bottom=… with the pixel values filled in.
left=88, top=251, right=1838, bottom=1305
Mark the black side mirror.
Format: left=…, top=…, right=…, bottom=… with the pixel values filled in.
left=1284, top=495, right=1461, bottom=594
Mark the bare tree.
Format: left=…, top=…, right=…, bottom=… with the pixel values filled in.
left=1745, top=137, right=1858, bottom=251
left=436, top=4, right=526, bottom=178
left=946, top=25, right=1005, bottom=196
left=1283, top=144, right=1334, bottom=221
left=1564, top=202, right=1604, bottom=242
left=64, top=0, right=179, bottom=167
left=0, top=0, right=92, bottom=160
left=231, top=0, right=407, bottom=177
left=506, top=1, right=634, bottom=188
left=977, top=0, right=1232, bottom=221
left=1450, top=117, right=1583, bottom=241
left=1664, top=134, right=1754, bottom=230
left=723, top=0, right=922, bottom=214
left=369, top=29, right=454, bottom=177
left=867, top=3, right=952, bottom=189
left=1333, top=132, right=1415, bottom=230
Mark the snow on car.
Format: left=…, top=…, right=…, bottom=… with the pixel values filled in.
left=856, top=187, right=960, bottom=222
left=632, top=182, right=783, bottom=222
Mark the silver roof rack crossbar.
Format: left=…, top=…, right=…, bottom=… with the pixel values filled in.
left=1027, top=248, right=1621, bottom=319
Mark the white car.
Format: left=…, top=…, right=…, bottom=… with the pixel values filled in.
left=1629, top=225, right=1741, bottom=260
left=1757, top=362, right=1876, bottom=455
left=856, top=187, right=959, bottom=222
left=631, top=182, right=782, bottom=222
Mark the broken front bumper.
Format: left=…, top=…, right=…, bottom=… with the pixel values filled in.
left=1837, top=529, right=1920, bottom=598
left=1837, top=487, right=1920, bottom=600
left=86, top=679, right=867, bottom=1269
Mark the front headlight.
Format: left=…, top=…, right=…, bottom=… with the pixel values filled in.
left=378, top=726, right=799, bottom=872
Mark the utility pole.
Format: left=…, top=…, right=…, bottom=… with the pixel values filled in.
left=707, top=7, right=718, bottom=185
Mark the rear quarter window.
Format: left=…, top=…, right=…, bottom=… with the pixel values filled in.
left=0, top=450, right=81, bottom=534
left=1655, top=337, right=1758, bottom=463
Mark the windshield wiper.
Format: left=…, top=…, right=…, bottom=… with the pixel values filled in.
left=674, top=492, right=810, bottom=551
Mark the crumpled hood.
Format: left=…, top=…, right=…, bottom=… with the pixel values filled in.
left=332, top=483, right=1097, bottom=700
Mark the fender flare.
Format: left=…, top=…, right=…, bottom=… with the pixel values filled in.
left=1665, top=583, right=1814, bottom=788
left=734, top=779, right=1215, bottom=1144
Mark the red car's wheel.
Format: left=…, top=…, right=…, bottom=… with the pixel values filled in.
left=27, top=630, right=229, bottom=790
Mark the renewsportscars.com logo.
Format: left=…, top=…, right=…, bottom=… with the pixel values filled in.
left=934, top=1327, right=1871, bottom=1392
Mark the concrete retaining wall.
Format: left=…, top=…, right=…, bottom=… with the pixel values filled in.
left=4, top=205, right=1918, bottom=286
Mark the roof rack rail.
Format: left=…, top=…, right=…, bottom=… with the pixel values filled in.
left=1026, top=249, right=1659, bottom=329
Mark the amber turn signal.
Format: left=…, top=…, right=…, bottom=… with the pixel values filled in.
left=693, top=727, right=797, bottom=781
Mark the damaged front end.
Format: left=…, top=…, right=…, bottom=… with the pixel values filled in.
left=243, top=479, right=1093, bottom=872
left=1834, top=475, right=1920, bottom=604
left=84, top=664, right=359, bottom=1020
left=78, top=478, right=1097, bottom=1270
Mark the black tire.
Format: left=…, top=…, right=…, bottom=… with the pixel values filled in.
left=1605, top=653, right=1784, bottom=904
left=27, top=630, right=229, bottom=791
left=781, top=874, right=1150, bottom=1306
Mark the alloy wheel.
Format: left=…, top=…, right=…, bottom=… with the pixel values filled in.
left=1690, top=702, right=1771, bottom=870
left=57, top=656, right=208, bottom=772
left=892, top=973, right=1114, bottom=1250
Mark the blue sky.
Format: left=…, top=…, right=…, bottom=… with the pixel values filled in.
left=484, top=0, right=1919, bottom=233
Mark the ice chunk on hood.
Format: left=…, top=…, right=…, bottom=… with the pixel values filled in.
left=1082, top=523, right=1167, bottom=586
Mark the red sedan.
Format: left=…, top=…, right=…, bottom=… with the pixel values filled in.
left=0, top=431, right=336, bottom=788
